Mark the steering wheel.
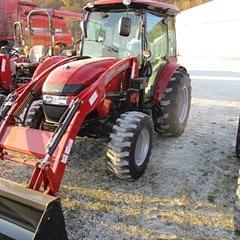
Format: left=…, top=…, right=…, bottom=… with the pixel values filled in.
left=9, top=48, right=21, bottom=57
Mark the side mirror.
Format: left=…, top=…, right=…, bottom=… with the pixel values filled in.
left=118, top=17, right=131, bottom=37
left=80, top=20, right=87, bottom=38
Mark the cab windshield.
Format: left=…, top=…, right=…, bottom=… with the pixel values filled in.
left=82, top=11, right=142, bottom=59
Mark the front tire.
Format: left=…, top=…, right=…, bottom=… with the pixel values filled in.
left=107, top=111, right=153, bottom=179
left=24, top=100, right=44, bottom=129
left=153, top=68, right=191, bottom=137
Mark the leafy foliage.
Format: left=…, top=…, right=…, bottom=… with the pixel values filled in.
left=30, top=0, right=89, bottom=12
left=31, top=0, right=212, bottom=12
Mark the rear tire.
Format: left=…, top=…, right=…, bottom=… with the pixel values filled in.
left=25, top=100, right=44, bottom=129
left=106, top=111, right=153, bottom=179
left=153, top=68, right=191, bottom=137
left=234, top=117, right=240, bottom=233
left=234, top=173, right=240, bottom=233
left=236, top=116, right=240, bottom=158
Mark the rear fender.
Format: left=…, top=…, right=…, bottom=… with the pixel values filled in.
left=153, top=62, right=181, bottom=103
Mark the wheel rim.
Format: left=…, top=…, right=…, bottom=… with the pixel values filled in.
left=178, top=86, right=189, bottom=124
left=134, top=128, right=150, bottom=166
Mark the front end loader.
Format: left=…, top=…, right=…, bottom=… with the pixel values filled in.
left=0, top=0, right=191, bottom=239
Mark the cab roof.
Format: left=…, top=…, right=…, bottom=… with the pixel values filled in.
left=87, top=0, right=179, bottom=16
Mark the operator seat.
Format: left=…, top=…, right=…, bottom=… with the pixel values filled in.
left=15, top=45, right=49, bottom=69
left=28, top=45, right=49, bottom=63
left=14, top=45, right=49, bottom=84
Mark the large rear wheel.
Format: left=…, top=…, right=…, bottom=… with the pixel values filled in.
left=236, top=116, right=240, bottom=158
left=107, top=111, right=153, bottom=179
left=234, top=170, right=240, bottom=233
left=233, top=116, right=240, bottom=233
left=153, top=68, right=191, bottom=137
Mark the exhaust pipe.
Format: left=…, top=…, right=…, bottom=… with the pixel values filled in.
left=0, top=178, right=68, bottom=240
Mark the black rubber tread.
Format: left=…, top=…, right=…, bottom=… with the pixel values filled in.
left=233, top=117, right=240, bottom=233
left=106, top=111, right=153, bottom=179
left=153, top=68, right=191, bottom=137
left=234, top=175, right=240, bottom=233
left=236, top=116, right=240, bottom=158
left=25, top=100, right=44, bottom=129
left=0, top=94, right=6, bottom=107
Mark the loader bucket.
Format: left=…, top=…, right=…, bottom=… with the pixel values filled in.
left=0, top=178, right=68, bottom=240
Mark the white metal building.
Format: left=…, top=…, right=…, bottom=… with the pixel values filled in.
left=176, top=0, right=240, bottom=58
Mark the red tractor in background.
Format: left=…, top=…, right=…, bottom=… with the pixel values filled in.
left=0, top=4, right=82, bottom=97
left=0, top=0, right=191, bottom=239
left=0, top=0, right=36, bottom=47
left=0, top=0, right=79, bottom=48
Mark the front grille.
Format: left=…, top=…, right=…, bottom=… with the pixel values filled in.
left=43, top=103, right=67, bottom=122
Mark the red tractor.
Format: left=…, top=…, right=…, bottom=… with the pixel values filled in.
left=0, top=0, right=191, bottom=239
left=0, top=8, right=82, bottom=97
left=0, top=0, right=79, bottom=48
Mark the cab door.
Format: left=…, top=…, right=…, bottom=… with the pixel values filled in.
left=144, top=13, right=177, bottom=99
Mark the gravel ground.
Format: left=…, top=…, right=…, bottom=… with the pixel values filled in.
left=0, top=57, right=239, bottom=239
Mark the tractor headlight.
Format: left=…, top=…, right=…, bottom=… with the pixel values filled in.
left=43, top=95, right=68, bottom=106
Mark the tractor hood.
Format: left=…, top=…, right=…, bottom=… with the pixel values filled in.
left=42, top=58, right=118, bottom=96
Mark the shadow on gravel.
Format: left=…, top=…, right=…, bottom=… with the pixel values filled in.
left=61, top=125, right=240, bottom=240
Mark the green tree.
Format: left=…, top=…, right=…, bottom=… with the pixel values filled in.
left=61, top=0, right=73, bottom=8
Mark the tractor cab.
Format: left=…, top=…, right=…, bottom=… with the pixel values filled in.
left=81, top=0, right=179, bottom=97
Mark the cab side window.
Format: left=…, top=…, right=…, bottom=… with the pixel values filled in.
left=168, top=16, right=177, bottom=57
left=146, top=13, right=168, bottom=64
left=145, top=13, right=168, bottom=97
